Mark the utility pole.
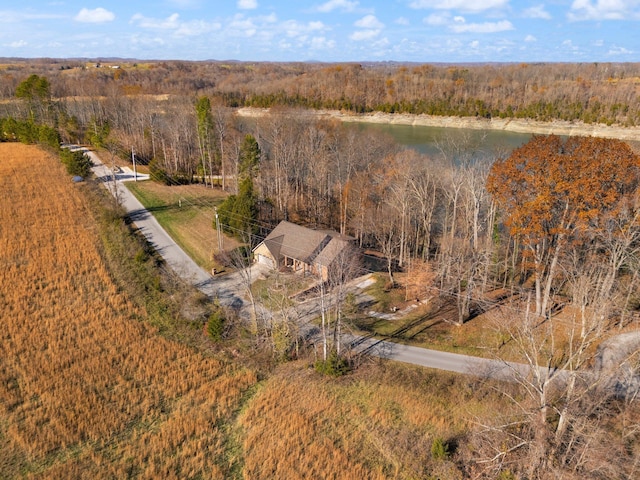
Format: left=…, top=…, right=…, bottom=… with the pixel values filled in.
left=131, top=146, right=137, bottom=182
left=214, top=207, right=223, bottom=252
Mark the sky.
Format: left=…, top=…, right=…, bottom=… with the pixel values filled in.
left=1, top=1, right=639, bottom=62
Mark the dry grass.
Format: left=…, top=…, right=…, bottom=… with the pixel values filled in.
left=11, top=143, right=627, bottom=479
left=0, top=143, right=256, bottom=478
left=239, top=361, right=498, bottom=479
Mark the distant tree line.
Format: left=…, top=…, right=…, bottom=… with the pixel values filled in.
left=2, top=60, right=640, bottom=125
left=2, top=62, right=639, bottom=478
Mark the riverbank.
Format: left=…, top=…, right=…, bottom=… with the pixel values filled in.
left=237, top=107, right=640, bottom=142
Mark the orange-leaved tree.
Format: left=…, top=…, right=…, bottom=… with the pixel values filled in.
left=487, top=135, right=640, bottom=317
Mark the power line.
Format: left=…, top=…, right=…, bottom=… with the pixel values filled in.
left=109, top=161, right=637, bottom=328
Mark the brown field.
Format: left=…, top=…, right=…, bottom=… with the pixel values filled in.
left=0, top=142, right=527, bottom=479
left=238, top=361, right=491, bottom=479
left=0, top=143, right=256, bottom=478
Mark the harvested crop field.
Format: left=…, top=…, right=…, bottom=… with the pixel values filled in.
left=0, top=143, right=256, bottom=478
left=0, top=143, right=525, bottom=479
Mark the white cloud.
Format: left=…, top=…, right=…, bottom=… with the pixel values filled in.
left=130, top=34, right=166, bottom=49
left=74, top=7, right=115, bottom=23
left=525, top=34, right=537, bottom=42
left=175, top=20, right=221, bottom=36
left=0, top=11, right=63, bottom=22
left=409, top=0, right=509, bottom=12
left=131, top=13, right=180, bottom=29
left=425, top=13, right=514, bottom=33
left=167, top=0, right=202, bottom=7
left=238, top=0, right=258, bottom=9
left=281, top=19, right=327, bottom=37
left=261, top=13, right=278, bottom=23
left=469, top=40, right=479, bottom=48
left=225, top=15, right=258, bottom=37
left=608, top=45, right=633, bottom=54
left=355, top=15, right=384, bottom=29
left=450, top=19, right=514, bottom=33
left=349, top=14, right=383, bottom=41
left=562, top=39, right=580, bottom=51
left=130, top=13, right=220, bottom=36
left=8, top=40, right=27, bottom=47
left=350, top=29, right=381, bottom=41
left=523, top=4, right=552, bottom=19
left=568, top=0, right=640, bottom=21
left=425, top=12, right=451, bottom=25
left=316, top=0, right=359, bottom=13
left=310, top=36, right=336, bottom=50
left=395, top=17, right=410, bottom=25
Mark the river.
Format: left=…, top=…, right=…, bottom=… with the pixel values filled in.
left=236, top=107, right=639, bottom=156
left=353, top=122, right=533, bottom=157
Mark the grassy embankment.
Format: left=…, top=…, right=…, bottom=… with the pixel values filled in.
left=125, top=180, right=238, bottom=272
left=0, top=142, right=515, bottom=479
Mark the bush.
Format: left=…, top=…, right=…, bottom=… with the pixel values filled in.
left=431, top=437, right=450, bottom=460
left=207, top=310, right=225, bottom=341
left=60, top=148, right=93, bottom=177
left=38, top=124, right=60, bottom=149
left=314, top=351, right=350, bottom=376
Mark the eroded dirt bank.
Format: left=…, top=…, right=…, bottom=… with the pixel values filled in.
left=237, top=107, right=640, bottom=142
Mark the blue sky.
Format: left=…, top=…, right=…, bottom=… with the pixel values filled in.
left=1, top=1, right=639, bottom=62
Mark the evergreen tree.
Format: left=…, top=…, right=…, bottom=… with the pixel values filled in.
left=216, top=134, right=261, bottom=241
left=15, top=74, right=51, bottom=123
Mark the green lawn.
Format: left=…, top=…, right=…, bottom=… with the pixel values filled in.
left=125, top=181, right=236, bottom=271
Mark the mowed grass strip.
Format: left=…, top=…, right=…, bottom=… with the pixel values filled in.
left=126, top=181, right=237, bottom=271
left=0, top=143, right=256, bottom=478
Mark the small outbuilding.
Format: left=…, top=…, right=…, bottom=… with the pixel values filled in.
left=253, top=221, right=356, bottom=281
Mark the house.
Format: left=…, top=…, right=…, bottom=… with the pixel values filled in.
left=253, top=221, right=356, bottom=281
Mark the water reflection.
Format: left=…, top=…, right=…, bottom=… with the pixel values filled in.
left=353, top=122, right=532, bottom=157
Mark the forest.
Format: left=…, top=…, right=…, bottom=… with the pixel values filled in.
left=1, top=59, right=640, bottom=478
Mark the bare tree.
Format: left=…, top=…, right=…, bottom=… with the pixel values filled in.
left=467, top=294, right=638, bottom=479
left=326, top=242, right=362, bottom=357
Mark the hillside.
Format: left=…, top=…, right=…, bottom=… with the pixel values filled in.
left=0, top=142, right=492, bottom=479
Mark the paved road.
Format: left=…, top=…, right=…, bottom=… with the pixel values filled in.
left=79, top=146, right=624, bottom=389
left=79, top=146, right=260, bottom=310
left=348, top=334, right=545, bottom=381
left=80, top=145, right=530, bottom=378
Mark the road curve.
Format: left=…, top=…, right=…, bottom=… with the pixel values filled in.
left=78, top=146, right=604, bottom=387
left=82, top=146, right=532, bottom=379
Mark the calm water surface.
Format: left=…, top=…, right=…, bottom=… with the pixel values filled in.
left=354, top=122, right=533, bottom=157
